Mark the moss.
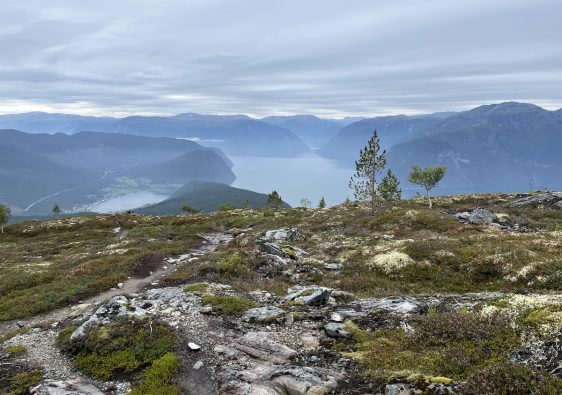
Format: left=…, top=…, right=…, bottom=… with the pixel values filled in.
left=58, top=318, right=175, bottom=381
left=462, top=364, right=562, bottom=395
left=216, top=253, right=249, bottom=276
left=8, top=369, right=43, bottom=395
left=5, top=345, right=27, bottom=354
left=184, top=283, right=209, bottom=293
left=130, top=352, right=181, bottom=395
left=201, top=294, right=256, bottom=315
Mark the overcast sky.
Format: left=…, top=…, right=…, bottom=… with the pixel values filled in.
left=1, top=0, right=561, bottom=117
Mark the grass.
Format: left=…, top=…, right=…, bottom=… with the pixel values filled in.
left=201, top=294, right=256, bottom=315
left=130, top=352, right=181, bottom=395
left=1, top=192, right=561, bottom=322
left=57, top=317, right=176, bottom=381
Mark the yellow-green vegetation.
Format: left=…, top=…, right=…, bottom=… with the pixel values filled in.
left=202, top=294, right=256, bottom=315
left=1, top=369, right=43, bottom=395
left=1, top=193, right=561, bottom=323
left=0, top=214, right=211, bottom=320
left=184, top=282, right=210, bottom=293
left=344, top=311, right=514, bottom=381
left=5, top=345, right=27, bottom=354
left=130, top=352, right=181, bottom=395
left=57, top=318, right=176, bottom=380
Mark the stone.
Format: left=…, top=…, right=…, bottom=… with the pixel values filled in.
left=385, top=383, right=410, bottom=395
left=469, top=208, right=496, bottom=225
left=555, top=201, right=562, bottom=210
left=284, top=287, right=333, bottom=306
left=263, top=228, right=300, bottom=242
left=188, top=342, right=201, bottom=351
left=193, top=360, right=204, bottom=370
left=243, top=306, right=285, bottom=322
left=357, top=296, right=427, bottom=315
left=31, top=380, right=105, bottom=395
left=117, top=282, right=124, bottom=289
left=324, top=322, right=352, bottom=339
left=16, top=320, right=29, bottom=328
left=330, top=312, right=344, bottom=322
left=323, top=262, right=342, bottom=270
left=512, top=193, right=560, bottom=207
left=455, top=212, right=470, bottom=221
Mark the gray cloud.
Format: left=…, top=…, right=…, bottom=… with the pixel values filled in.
left=1, top=0, right=561, bottom=117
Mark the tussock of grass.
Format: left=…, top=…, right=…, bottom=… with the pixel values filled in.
left=130, top=352, right=181, bottom=395
left=201, top=294, right=256, bottom=315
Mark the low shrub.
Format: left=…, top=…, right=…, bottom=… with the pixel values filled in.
left=130, top=352, right=181, bottom=395
left=201, top=294, right=256, bottom=315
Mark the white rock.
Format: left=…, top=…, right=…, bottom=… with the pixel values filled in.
left=117, top=282, right=124, bottom=289
left=188, top=342, right=201, bottom=351
left=193, top=360, right=204, bottom=370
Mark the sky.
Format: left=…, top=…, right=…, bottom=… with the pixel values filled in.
left=1, top=0, right=561, bottom=118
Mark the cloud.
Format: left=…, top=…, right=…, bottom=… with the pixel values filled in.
left=1, top=0, right=561, bottom=117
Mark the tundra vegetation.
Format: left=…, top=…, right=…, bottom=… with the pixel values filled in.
left=0, top=192, right=561, bottom=393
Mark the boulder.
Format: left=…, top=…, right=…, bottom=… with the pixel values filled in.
left=31, top=380, right=105, bottom=395
left=356, top=296, right=427, bottom=315
left=323, top=262, right=342, bottom=271
left=324, top=322, right=352, bottom=339
left=243, top=306, right=285, bottom=322
left=512, top=192, right=561, bottom=207
left=469, top=208, right=496, bottom=225
left=263, top=228, right=300, bottom=242
left=284, top=286, right=333, bottom=306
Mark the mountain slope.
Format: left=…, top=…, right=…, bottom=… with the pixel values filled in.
left=318, top=113, right=451, bottom=163
left=387, top=102, right=562, bottom=191
left=261, top=115, right=344, bottom=148
left=0, top=112, right=117, bottom=133
left=127, top=150, right=235, bottom=185
left=136, top=180, right=290, bottom=214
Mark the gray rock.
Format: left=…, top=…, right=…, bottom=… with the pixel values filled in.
left=188, top=342, right=201, bottom=351
left=385, top=383, right=410, bottom=395
left=512, top=193, right=560, bottom=207
left=469, top=208, right=496, bottom=225
left=455, top=212, right=470, bottom=221
left=31, top=380, right=105, bottom=395
left=330, top=312, right=344, bottom=322
left=263, top=228, right=300, bottom=242
left=324, top=322, right=352, bottom=339
left=284, top=287, right=333, bottom=306
left=323, top=262, right=342, bottom=270
left=356, top=296, right=427, bottom=315
left=193, top=360, right=204, bottom=370
left=555, top=201, right=562, bottom=210
left=243, top=306, right=285, bottom=322
left=259, top=242, right=291, bottom=258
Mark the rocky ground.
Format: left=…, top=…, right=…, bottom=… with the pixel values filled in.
left=1, top=192, right=561, bottom=394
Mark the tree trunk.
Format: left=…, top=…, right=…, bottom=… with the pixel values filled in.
left=1, top=225, right=3, bottom=234
left=426, top=189, right=432, bottom=209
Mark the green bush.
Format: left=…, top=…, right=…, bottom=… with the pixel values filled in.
left=201, top=294, right=256, bottom=315
left=462, top=364, right=562, bottom=395
left=7, top=369, right=43, bottom=395
left=130, top=352, right=181, bottom=395
left=216, top=254, right=249, bottom=276
left=58, top=318, right=175, bottom=380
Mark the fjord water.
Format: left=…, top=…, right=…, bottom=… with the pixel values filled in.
left=89, top=191, right=170, bottom=213
left=230, top=153, right=354, bottom=207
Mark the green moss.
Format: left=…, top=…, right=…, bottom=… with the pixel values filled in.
left=58, top=318, right=175, bottom=381
left=8, top=369, right=43, bottom=395
left=201, top=294, right=256, bottom=315
left=130, top=352, right=181, bottom=395
left=184, top=283, right=209, bottom=293
left=5, top=345, right=27, bottom=354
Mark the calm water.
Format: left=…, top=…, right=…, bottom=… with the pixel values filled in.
left=90, top=191, right=170, bottom=213
left=230, top=154, right=354, bottom=207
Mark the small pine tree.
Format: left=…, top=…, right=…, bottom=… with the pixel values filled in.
left=408, top=164, right=447, bottom=208
left=318, top=197, right=326, bottom=208
left=182, top=205, right=200, bottom=215
left=379, top=169, right=402, bottom=202
left=52, top=204, right=61, bottom=216
left=267, top=190, right=283, bottom=208
left=349, top=130, right=386, bottom=213
left=242, top=200, right=250, bottom=209
left=0, top=204, right=10, bottom=234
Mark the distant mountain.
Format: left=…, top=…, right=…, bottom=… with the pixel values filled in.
left=112, top=116, right=309, bottom=157
left=318, top=112, right=452, bottom=163
left=136, top=180, right=291, bottom=214
left=387, top=102, right=562, bottom=191
left=0, top=111, right=310, bottom=157
left=127, top=150, right=235, bottom=184
left=0, top=129, right=235, bottom=214
left=261, top=115, right=344, bottom=148
left=0, top=112, right=116, bottom=133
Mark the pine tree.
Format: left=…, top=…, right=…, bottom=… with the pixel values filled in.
left=349, top=130, right=386, bottom=213
left=52, top=204, right=61, bottom=216
left=267, top=190, right=283, bottom=208
left=182, top=205, right=200, bottom=215
left=408, top=165, right=447, bottom=208
left=379, top=169, right=402, bottom=202
left=318, top=197, right=326, bottom=208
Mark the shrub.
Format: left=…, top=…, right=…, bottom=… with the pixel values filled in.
left=201, top=294, right=256, bottom=315
left=462, top=364, right=562, bottom=395
left=5, top=345, right=27, bottom=354
left=8, top=369, right=43, bottom=395
left=216, top=254, right=249, bottom=276
left=58, top=318, right=175, bottom=380
left=184, top=283, right=209, bottom=293
left=130, top=352, right=181, bottom=395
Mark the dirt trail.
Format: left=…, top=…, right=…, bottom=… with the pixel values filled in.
left=0, top=232, right=231, bottom=338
